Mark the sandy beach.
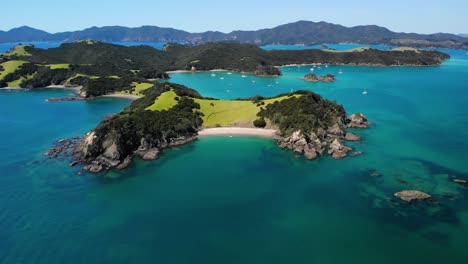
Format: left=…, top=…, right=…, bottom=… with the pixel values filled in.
left=166, top=70, right=193, bottom=74
left=167, top=69, right=230, bottom=74
left=198, top=127, right=278, bottom=138
left=100, top=94, right=142, bottom=100
left=44, top=85, right=82, bottom=91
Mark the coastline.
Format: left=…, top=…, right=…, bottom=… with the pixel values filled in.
left=279, top=62, right=443, bottom=68
left=43, top=85, right=82, bottom=91
left=100, top=93, right=142, bottom=101
left=0, top=87, right=27, bottom=91
left=198, top=127, right=279, bottom=138
left=1, top=85, right=82, bottom=91
left=167, top=69, right=231, bottom=74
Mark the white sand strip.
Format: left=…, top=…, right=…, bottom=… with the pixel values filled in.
left=100, top=94, right=142, bottom=100
left=198, top=127, right=278, bottom=138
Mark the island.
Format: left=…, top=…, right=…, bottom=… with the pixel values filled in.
left=70, top=82, right=370, bottom=172
left=303, top=73, right=336, bottom=82
left=0, top=41, right=450, bottom=97
left=0, top=41, right=449, bottom=173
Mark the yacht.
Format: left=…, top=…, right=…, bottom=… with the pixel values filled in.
left=362, top=90, right=368, bottom=95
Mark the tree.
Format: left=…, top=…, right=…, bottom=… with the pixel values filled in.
left=253, top=118, right=267, bottom=128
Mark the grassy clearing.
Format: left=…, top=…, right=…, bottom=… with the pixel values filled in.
left=64, top=73, right=99, bottom=85
left=118, top=82, right=154, bottom=96
left=6, top=74, right=33, bottom=87
left=46, top=64, right=70, bottom=69
left=194, top=94, right=302, bottom=128
left=195, top=99, right=258, bottom=127
left=3, top=45, right=32, bottom=56
left=146, top=90, right=178, bottom=111
left=0, top=60, right=27, bottom=80
left=325, top=47, right=371, bottom=53
left=391, top=47, right=421, bottom=53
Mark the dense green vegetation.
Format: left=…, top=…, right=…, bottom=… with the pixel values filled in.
left=87, top=96, right=203, bottom=161
left=258, top=91, right=347, bottom=136
left=79, top=83, right=348, bottom=170
left=0, top=41, right=450, bottom=94
left=253, top=118, right=267, bottom=128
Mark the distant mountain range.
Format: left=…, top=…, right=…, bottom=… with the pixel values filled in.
left=459, top=34, right=468, bottom=38
left=1, top=21, right=467, bottom=49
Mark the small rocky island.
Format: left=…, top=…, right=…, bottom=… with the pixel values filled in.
left=68, top=83, right=370, bottom=173
left=303, top=73, right=336, bottom=83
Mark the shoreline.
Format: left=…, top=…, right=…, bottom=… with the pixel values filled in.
left=167, top=69, right=230, bottom=74
left=280, top=62, right=443, bottom=68
left=100, top=93, right=142, bottom=101
left=198, top=127, right=279, bottom=138
left=0, top=87, right=27, bottom=91
left=1, top=85, right=82, bottom=91
left=43, top=85, right=82, bottom=91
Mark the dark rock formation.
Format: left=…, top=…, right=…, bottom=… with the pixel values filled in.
left=369, top=169, right=382, bottom=177
left=394, top=190, right=432, bottom=203
left=46, top=96, right=86, bottom=102
left=346, top=113, right=371, bottom=128
left=303, top=73, right=336, bottom=83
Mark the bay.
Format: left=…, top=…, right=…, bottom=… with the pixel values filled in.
left=0, top=46, right=468, bottom=263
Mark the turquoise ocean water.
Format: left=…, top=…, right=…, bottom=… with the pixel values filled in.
left=0, top=46, right=468, bottom=263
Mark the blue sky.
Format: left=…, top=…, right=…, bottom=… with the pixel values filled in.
left=1, top=0, right=467, bottom=34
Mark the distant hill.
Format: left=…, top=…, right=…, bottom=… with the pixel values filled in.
left=1, top=21, right=467, bottom=49
left=459, top=34, right=468, bottom=38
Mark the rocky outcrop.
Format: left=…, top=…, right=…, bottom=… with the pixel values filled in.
left=45, top=137, right=81, bottom=159
left=46, top=96, right=86, bottom=102
left=346, top=113, right=371, bottom=128
left=328, top=139, right=353, bottom=159
left=303, top=73, right=336, bottom=83
left=142, top=149, right=160, bottom=161
left=277, top=121, right=362, bottom=160
left=74, top=133, right=197, bottom=173
left=394, top=190, right=431, bottom=203
left=345, top=132, right=361, bottom=141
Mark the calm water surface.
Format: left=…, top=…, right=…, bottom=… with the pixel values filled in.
left=0, top=47, right=467, bottom=263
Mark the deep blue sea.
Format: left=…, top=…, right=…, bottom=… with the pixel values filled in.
left=1, top=44, right=468, bottom=263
